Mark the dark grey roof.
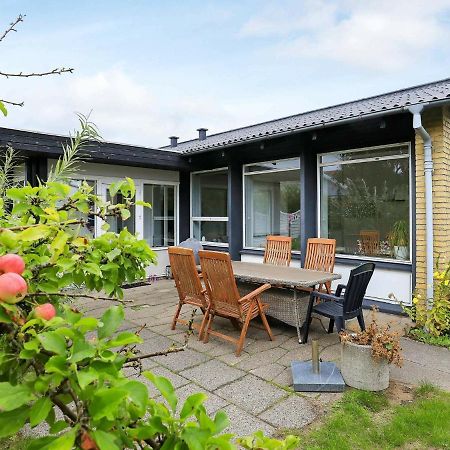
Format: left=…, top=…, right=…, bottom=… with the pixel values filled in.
left=169, top=78, right=450, bottom=154
left=0, top=127, right=188, bottom=170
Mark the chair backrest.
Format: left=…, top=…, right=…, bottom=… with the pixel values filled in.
left=304, top=238, right=336, bottom=273
left=199, top=250, right=241, bottom=312
left=360, top=230, right=380, bottom=256
left=168, top=247, right=206, bottom=307
left=263, top=235, right=292, bottom=266
left=343, top=263, right=375, bottom=314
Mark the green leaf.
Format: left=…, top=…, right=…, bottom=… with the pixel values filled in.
left=121, top=208, right=131, bottom=221
left=0, top=307, right=12, bottom=324
left=91, top=430, right=121, bottom=450
left=0, top=383, right=35, bottom=411
left=101, top=222, right=110, bottom=231
left=70, top=339, right=96, bottom=363
left=29, top=397, right=53, bottom=427
left=74, top=317, right=98, bottom=333
left=50, top=230, right=69, bottom=260
left=39, top=427, right=77, bottom=450
left=77, top=368, right=98, bottom=389
left=0, top=101, right=7, bottom=117
left=214, top=410, right=230, bottom=434
left=0, top=407, right=28, bottom=438
left=144, top=372, right=177, bottom=412
left=136, top=200, right=152, bottom=208
left=123, top=380, right=148, bottom=412
left=49, top=419, right=69, bottom=434
left=106, top=247, right=121, bottom=262
left=38, top=332, right=66, bottom=355
left=105, top=331, right=142, bottom=348
left=45, top=355, right=69, bottom=376
left=89, top=387, right=128, bottom=420
left=98, top=305, right=124, bottom=339
left=84, top=262, right=103, bottom=277
left=18, top=225, right=51, bottom=242
left=180, top=392, right=208, bottom=421
left=0, top=229, right=17, bottom=248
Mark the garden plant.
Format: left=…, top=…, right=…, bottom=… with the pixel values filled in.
left=0, top=118, right=299, bottom=449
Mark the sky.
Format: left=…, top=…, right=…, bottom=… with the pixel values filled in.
left=1, top=0, right=450, bottom=148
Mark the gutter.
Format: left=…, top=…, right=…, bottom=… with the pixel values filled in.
left=408, top=105, right=434, bottom=303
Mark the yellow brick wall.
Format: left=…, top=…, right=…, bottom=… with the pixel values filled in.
left=415, top=106, right=450, bottom=292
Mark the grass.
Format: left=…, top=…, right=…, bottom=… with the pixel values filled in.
left=408, top=327, right=450, bottom=349
left=281, top=383, right=450, bottom=450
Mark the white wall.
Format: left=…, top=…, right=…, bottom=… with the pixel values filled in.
left=240, top=253, right=412, bottom=305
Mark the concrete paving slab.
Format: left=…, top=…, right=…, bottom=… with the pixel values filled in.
left=215, top=374, right=288, bottom=415
left=258, top=395, right=318, bottom=429
left=181, top=359, right=246, bottom=390
left=250, top=363, right=287, bottom=382
left=154, top=348, right=210, bottom=371
left=236, top=348, right=288, bottom=371
left=222, top=404, right=275, bottom=437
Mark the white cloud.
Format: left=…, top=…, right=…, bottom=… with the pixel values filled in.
left=1, top=68, right=274, bottom=148
left=240, top=0, right=450, bottom=71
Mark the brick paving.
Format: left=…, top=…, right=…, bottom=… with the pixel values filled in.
left=76, top=279, right=450, bottom=437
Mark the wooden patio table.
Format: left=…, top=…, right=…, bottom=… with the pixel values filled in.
left=231, top=261, right=341, bottom=344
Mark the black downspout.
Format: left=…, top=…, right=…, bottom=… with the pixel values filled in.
left=178, top=170, right=191, bottom=242
left=26, top=157, right=48, bottom=187
left=228, top=161, right=243, bottom=260
left=300, top=150, right=317, bottom=266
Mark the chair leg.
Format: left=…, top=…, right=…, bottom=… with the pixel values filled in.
left=257, top=299, right=274, bottom=341
left=203, top=312, right=214, bottom=344
left=335, top=317, right=345, bottom=333
left=328, top=318, right=335, bottom=334
left=357, top=313, right=366, bottom=331
left=198, top=307, right=210, bottom=341
left=236, top=303, right=254, bottom=356
left=171, top=302, right=183, bottom=330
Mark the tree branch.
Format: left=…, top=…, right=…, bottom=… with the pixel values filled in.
left=0, top=67, right=74, bottom=78
left=51, top=395, right=77, bottom=424
left=0, top=14, right=24, bottom=44
left=0, top=219, right=84, bottom=232
left=0, top=99, right=24, bottom=107
left=26, top=292, right=131, bottom=303
left=125, top=345, right=186, bottom=363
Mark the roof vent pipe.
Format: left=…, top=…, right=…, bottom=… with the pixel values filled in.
left=197, top=128, right=208, bottom=141
left=408, top=105, right=433, bottom=304
left=169, top=136, right=179, bottom=148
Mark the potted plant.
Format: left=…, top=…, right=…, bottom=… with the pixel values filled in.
left=340, top=309, right=403, bottom=391
left=389, top=220, right=409, bottom=260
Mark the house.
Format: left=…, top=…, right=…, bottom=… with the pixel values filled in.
left=1, top=77, right=450, bottom=313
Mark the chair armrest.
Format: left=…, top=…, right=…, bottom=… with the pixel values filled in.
left=310, top=291, right=342, bottom=302
left=238, top=283, right=271, bottom=304
left=335, top=284, right=346, bottom=297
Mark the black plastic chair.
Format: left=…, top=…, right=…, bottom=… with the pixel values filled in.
left=302, top=262, right=375, bottom=343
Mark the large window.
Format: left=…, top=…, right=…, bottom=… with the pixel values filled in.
left=244, top=158, right=300, bottom=250
left=143, top=184, right=175, bottom=247
left=191, top=169, right=228, bottom=244
left=319, top=144, right=410, bottom=261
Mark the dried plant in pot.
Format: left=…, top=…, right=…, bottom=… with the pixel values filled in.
left=339, top=309, right=403, bottom=391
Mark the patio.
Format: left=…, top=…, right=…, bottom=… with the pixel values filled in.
left=76, top=280, right=450, bottom=437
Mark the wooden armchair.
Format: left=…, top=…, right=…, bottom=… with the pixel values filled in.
left=263, top=235, right=292, bottom=266
left=168, top=247, right=209, bottom=340
left=360, top=230, right=380, bottom=256
left=199, top=250, right=274, bottom=356
left=304, top=238, right=336, bottom=293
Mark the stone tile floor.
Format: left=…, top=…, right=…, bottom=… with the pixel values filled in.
left=76, top=279, right=450, bottom=437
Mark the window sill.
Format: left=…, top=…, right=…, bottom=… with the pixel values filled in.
left=335, top=255, right=412, bottom=271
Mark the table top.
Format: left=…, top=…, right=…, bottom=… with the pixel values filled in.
left=231, top=261, right=341, bottom=289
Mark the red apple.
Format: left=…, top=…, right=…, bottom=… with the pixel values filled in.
left=80, top=431, right=98, bottom=450
left=0, top=254, right=25, bottom=275
left=0, top=273, right=27, bottom=304
left=34, top=303, right=56, bottom=321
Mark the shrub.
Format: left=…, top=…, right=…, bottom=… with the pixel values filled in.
left=405, top=263, right=450, bottom=338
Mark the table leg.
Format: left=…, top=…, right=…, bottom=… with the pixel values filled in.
left=294, top=288, right=303, bottom=344
left=297, top=285, right=317, bottom=344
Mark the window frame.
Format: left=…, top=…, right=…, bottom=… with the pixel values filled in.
left=317, top=142, right=413, bottom=264
left=190, top=167, right=229, bottom=247
left=242, top=157, right=301, bottom=252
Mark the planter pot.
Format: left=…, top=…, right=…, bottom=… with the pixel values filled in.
left=393, top=246, right=408, bottom=260
left=341, top=341, right=389, bottom=391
